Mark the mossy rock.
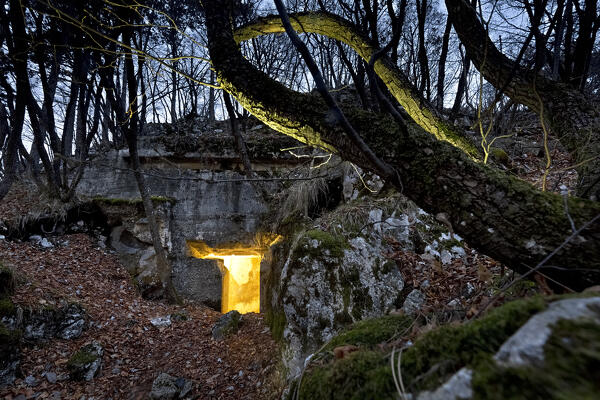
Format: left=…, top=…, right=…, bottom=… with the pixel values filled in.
left=490, top=147, right=510, bottom=165
left=0, top=322, right=21, bottom=346
left=0, top=298, right=16, bottom=318
left=0, top=321, right=21, bottom=361
left=472, top=318, right=600, bottom=399
left=324, top=314, right=414, bottom=353
left=0, top=264, right=15, bottom=298
left=67, top=341, right=103, bottom=381
left=295, top=296, right=553, bottom=399
left=267, top=310, right=287, bottom=342
left=296, top=230, right=349, bottom=260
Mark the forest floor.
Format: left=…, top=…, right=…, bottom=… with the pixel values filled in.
left=0, top=118, right=570, bottom=400
left=0, top=233, right=280, bottom=400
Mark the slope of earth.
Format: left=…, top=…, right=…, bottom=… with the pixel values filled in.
left=0, top=234, right=279, bottom=399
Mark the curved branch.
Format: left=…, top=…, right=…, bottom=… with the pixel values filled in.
left=445, top=0, right=600, bottom=199
left=203, top=0, right=600, bottom=290
left=233, top=11, right=479, bottom=159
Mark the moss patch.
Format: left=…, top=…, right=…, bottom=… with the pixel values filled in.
left=267, top=310, right=287, bottom=342
left=0, top=321, right=21, bottom=345
left=299, top=351, right=395, bottom=400
left=324, top=315, right=414, bottom=352
left=0, top=264, right=15, bottom=298
left=297, top=230, right=349, bottom=260
left=0, top=298, right=16, bottom=318
left=472, top=318, right=600, bottom=399
left=67, top=349, right=98, bottom=369
left=297, top=296, right=549, bottom=398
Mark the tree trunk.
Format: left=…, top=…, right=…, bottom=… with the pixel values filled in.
left=436, top=16, right=452, bottom=109
left=445, top=0, right=600, bottom=200
left=234, top=11, right=479, bottom=158
left=203, top=0, right=600, bottom=291
left=223, top=93, right=253, bottom=177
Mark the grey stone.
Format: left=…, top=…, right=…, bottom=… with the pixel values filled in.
left=149, top=373, right=180, bottom=400
left=494, top=297, right=600, bottom=366
left=67, top=341, right=103, bottom=381
left=46, top=371, right=57, bottom=384
left=25, top=375, right=38, bottom=386
left=403, top=289, right=426, bottom=315
left=417, top=368, right=473, bottom=400
left=23, top=303, right=86, bottom=342
left=0, top=360, right=19, bottom=388
left=212, top=311, right=242, bottom=341
left=57, top=304, right=86, bottom=340
left=150, top=315, right=171, bottom=328
left=280, top=231, right=404, bottom=377
left=40, top=238, right=54, bottom=248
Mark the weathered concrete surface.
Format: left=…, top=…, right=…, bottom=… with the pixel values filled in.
left=78, top=128, right=302, bottom=306
left=78, top=155, right=271, bottom=305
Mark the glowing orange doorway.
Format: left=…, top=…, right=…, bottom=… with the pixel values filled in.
left=203, top=254, right=261, bottom=314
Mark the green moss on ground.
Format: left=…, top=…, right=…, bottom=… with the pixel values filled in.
left=0, top=322, right=21, bottom=345
left=296, top=296, right=549, bottom=399
left=0, top=298, right=16, bottom=318
left=67, top=349, right=98, bottom=369
left=0, top=264, right=15, bottom=298
left=300, top=351, right=395, bottom=400
left=296, top=230, right=349, bottom=260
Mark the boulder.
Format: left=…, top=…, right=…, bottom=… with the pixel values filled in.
left=21, top=303, right=86, bottom=342
left=212, top=310, right=242, bottom=340
left=149, top=372, right=194, bottom=399
left=67, top=341, right=103, bottom=381
left=402, top=289, right=426, bottom=315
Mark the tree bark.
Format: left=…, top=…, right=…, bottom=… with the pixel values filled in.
left=445, top=0, right=600, bottom=200
left=203, top=0, right=600, bottom=291
left=234, top=11, right=479, bottom=159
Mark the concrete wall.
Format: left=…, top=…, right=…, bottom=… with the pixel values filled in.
left=77, top=150, right=275, bottom=307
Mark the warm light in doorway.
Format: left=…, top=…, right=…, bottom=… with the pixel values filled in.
left=203, top=253, right=261, bottom=314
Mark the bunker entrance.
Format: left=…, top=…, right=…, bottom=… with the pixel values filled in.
left=187, top=236, right=280, bottom=314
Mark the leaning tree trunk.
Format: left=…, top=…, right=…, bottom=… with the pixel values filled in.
left=202, top=0, right=600, bottom=291
left=445, top=0, right=600, bottom=200
left=233, top=11, right=480, bottom=159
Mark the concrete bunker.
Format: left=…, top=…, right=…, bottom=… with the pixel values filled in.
left=187, top=235, right=280, bottom=314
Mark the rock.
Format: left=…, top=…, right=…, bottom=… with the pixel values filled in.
left=0, top=320, right=21, bottom=388
left=150, top=373, right=178, bottom=400
left=149, top=372, right=194, bottom=399
left=23, top=303, right=86, bottom=342
left=136, top=248, right=164, bottom=299
left=39, top=238, right=54, bottom=248
left=24, top=375, right=38, bottom=386
left=46, top=371, right=57, bottom=384
left=495, top=297, right=600, bottom=366
left=402, top=289, right=426, bottom=315
left=57, top=304, right=86, bottom=339
left=278, top=230, right=405, bottom=377
left=212, top=310, right=241, bottom=340
left=440, top=249, right=453, bottom=265
left=417, top=368, right=473, bottom=400
left=150, top=315, right=172, bottom=328
left=67, top=341, right=103, bottom=381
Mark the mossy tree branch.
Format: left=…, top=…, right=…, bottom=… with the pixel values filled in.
left=445, top=0, right=600, bottom=200
left=233, top=11, right=479, bottom=159
left=203, top=0, right=600, bottom=290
